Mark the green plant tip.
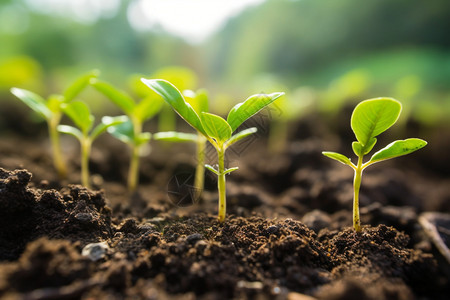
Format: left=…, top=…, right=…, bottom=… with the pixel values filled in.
left=323, top=97, right=427, bottom=232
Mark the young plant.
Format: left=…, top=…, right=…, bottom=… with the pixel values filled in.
left=57, top=101, right=126, bottom=188
left=153, top=89, right=209, bottom=200
left=10, top=70, right=99, bottom=178
left=322, top=98, right=427, bottom=232
left=142, top=78, right=284, bottom=223
left=90, top=79, right=162, bottom=192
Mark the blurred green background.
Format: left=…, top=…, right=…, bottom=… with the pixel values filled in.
left=1, top=0, right=450, bottom=128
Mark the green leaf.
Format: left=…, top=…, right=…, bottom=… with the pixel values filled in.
left=10, top=87, right=51, bottom=119
left=64, top=69, right=99, bottom=102
left=200, top=112, right=232, bottom=143
left=368, top=138, right=427, bottom=165
left=134, top=94, right=163, bottom=122
left=107, top=120, right=134, bottom=144
left=322, top=151, right=353, bottom=166
left=225, top=127, right=257, bottom=148
left=141, top=79, right=206, bottom=135
left=107, top=120, right=151, bottom=146
left=352, top=138, right=376, bottom=156
left=91, top=79, right=135, bottom=115
left=205, top=164, right=219, bottom=176
left=91, top=115, right=128, bottom=141
left=351, top=98, right=401, bottom=151
left=57, top=125, right=83, bottom=140
left=153, top=131, right=198, bottom=143
left=62, top=101, right=94, bottom=134
left=227, top=92, right=284, bottom=132
left=223, top=167, right=239, bottom=175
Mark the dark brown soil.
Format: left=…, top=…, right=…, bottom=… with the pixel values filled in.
left=0, top=113, right=449, bottom=299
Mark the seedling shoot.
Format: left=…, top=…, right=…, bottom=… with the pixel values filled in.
left=10, top=70, right=99, bottom=178
left=142, top=78, right=284, bottom=223
left=322, top=98, right=427, bottom=232
left=90, top=79, right=162, bottom=192
left=57, top=101, right=126, bottom=188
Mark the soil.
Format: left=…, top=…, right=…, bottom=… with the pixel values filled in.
left=0, top=111, right=449, bottom=299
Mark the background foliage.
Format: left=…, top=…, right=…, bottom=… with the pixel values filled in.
left=1, top=0, right=450, bottom=127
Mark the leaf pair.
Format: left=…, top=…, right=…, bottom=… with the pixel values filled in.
left=58, top=101, right=127, bottom=141
left=141, top=79, right=284, bottom=148
left=323, top=97, right=427, bottom=169
left=90, top=79, right=163, bottom=146
left=91, top=79, right=163, bottom=124
left=10, top=70, right=99, bottom=121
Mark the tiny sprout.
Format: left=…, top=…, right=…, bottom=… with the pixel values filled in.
left=10, top=70, right=99, bottom=178
left=142, top=78, right=284, bottom=223
left=57, top=101, right=126, bottom=188
left=323, top=98, right=427, bottom=232
left=90, top=79, right=163, bottom=192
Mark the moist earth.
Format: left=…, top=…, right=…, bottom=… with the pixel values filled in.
left=0, top=114, right=449, bottom=299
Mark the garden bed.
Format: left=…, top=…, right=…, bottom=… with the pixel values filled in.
left=0, top=114, right=449, bottom=299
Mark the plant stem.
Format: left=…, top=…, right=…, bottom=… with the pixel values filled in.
left=128, top=118, right=142, bottom=192
left=194, top=135, right=206, bottom=201
left=353, top=155, right=364, bottom=232
left=217, top=146, right=226, bottom=223
left=48, top=115, right=67, bottom=179
left=81, top=138, right=92, bottom=189
left=128, top=144, right=140, bottom=192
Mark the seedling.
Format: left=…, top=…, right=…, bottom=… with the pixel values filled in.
left=153, top=89, right=209, bottom=199
left=322, top=98, right=427, bottom=232
left=90, top=79, right=162, bottom=191
left=10, top=70, right=99, bottom=178
left=57, top=101, right=126, bottom=188
left=142, top=78, right=284, bottom=222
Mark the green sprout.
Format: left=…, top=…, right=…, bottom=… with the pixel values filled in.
left=10, top=70, right=99, bottom=178
left=322, top=98, right=427, bottom=232
left=57, top=101, right=126, bottom=188
left=90, top=79, right=163, bottom=192
left=153, top=89, right=209, bottom=200
left=142, top=78, right=284, bottom=223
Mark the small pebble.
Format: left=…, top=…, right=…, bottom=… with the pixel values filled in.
left=81, top=242, right=109, bottom=261
left=186, top=233, right=203, bottom=244
left=267, top=225, right=279, bottom=234
left=75, top=212, right=93, bottom=223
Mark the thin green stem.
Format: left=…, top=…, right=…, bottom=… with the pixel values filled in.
left=81, top=137, right=92, bottom=189
left=194, top=135, right=206, bottom=201
left=353, top=155, right=364, bottom=232
left=217, top=146, right=226, bottom=223
left=128, top=144, right=140, bottom=192
left=128, top=118, right=142, bottom=192
left=48, top=114, right=67, bottom=179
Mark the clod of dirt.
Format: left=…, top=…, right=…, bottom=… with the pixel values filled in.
left=0, top=168, right=113, bottom=261
left=318, top=225, right=439, bottom=298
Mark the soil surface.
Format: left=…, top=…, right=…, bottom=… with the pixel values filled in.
left=0, top=112, right=449, bottom=299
